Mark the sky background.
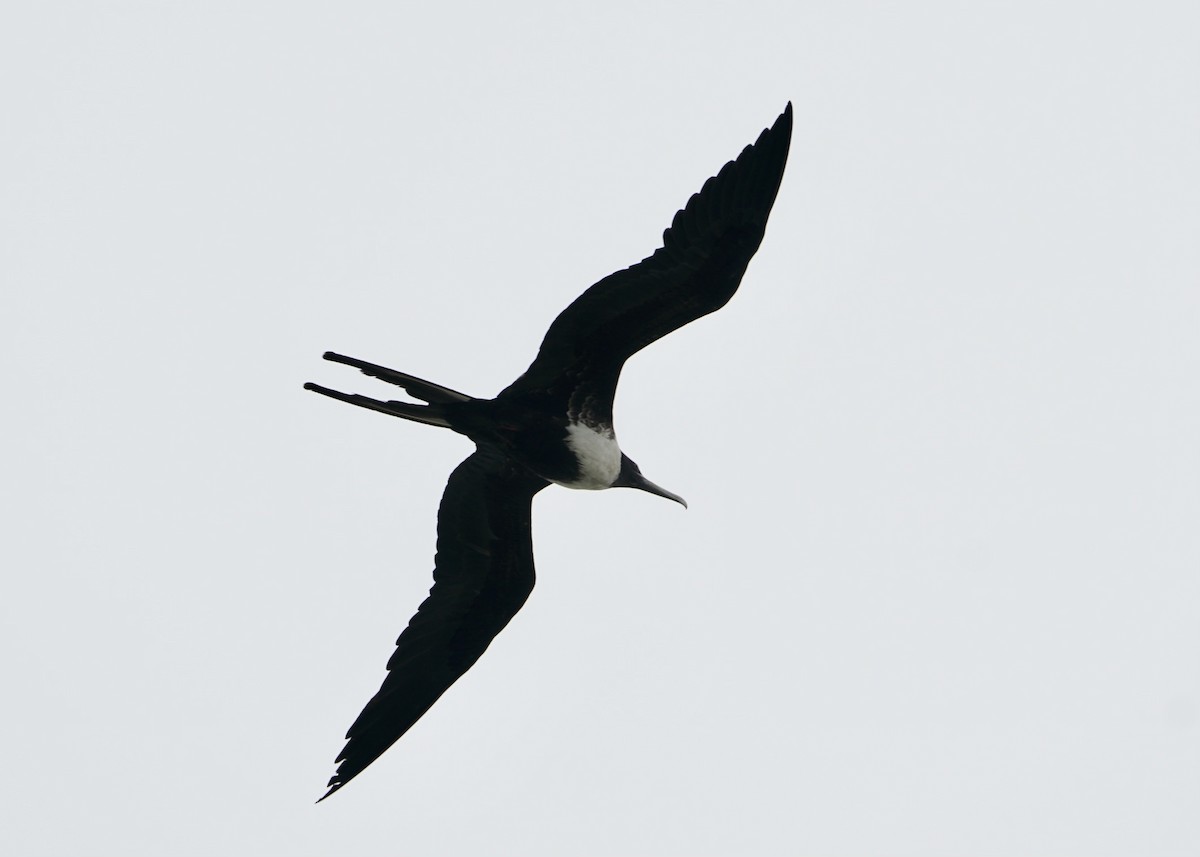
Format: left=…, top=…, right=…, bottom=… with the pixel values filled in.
left=3, top=2, right=1198, bottom=855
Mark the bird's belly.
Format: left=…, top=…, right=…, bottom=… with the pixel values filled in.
left=556, top=422, right=621, bottom=490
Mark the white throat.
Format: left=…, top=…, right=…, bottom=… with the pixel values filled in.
left=559, top=422, right=621, bottom=490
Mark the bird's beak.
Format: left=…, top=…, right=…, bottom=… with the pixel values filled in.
left=631, top=473, right=688, bottom=509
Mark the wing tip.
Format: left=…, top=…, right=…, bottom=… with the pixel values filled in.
left=777, top=102, right=793, bottom=142
left=316, top=780, right=343, bottom=803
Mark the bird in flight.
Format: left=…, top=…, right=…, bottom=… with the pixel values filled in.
left=305, top=103, right=792, bottom=800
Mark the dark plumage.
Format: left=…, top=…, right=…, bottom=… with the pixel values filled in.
left=305, top=103, right=792, bottom=799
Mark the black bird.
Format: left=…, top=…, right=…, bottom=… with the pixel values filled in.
left=305, top=104, right=792, bottom=800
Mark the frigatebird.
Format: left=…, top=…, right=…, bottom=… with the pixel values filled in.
left=305, top=103, right=792, bottom=799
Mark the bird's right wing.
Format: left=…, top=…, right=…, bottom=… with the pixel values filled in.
left=320, top=446, right=549, bottom=800
left=499, top=104, right=792, bottom=417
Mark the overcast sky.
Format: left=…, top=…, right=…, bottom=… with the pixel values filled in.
left=3, top=2, right=1198, bottom=855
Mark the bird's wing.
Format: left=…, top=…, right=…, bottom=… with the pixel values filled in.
left=320, top=446, right=548, bottom=800
left=499, top=103, right=792, bottom=418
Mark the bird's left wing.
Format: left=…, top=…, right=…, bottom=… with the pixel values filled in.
left=320, top=446, right=549, bottom=800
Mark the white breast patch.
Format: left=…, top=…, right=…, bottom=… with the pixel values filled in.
left=559, top=422, right=621, bottom=490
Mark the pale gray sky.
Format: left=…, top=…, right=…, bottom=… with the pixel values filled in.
left=3, top=2, right=1198, bottom=855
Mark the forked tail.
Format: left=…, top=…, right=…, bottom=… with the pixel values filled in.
left=304, top=352, right=473, bottom=428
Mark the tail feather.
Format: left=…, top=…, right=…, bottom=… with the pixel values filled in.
left=305, top=352, right=478, bottom=428
left=321, top=352, right=471, bottom=404
left=303, top=382, right=453, bottom=428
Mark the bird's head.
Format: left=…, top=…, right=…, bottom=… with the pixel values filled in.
left=613, top=454, right=687, bottom=508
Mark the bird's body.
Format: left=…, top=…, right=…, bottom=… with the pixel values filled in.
left=305, top=104, right=792, bottom=799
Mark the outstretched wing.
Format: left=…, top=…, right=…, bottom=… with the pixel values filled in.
left=320, top=446, right=549, bottom=800
left=499, top=103, right=792, bottom=419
